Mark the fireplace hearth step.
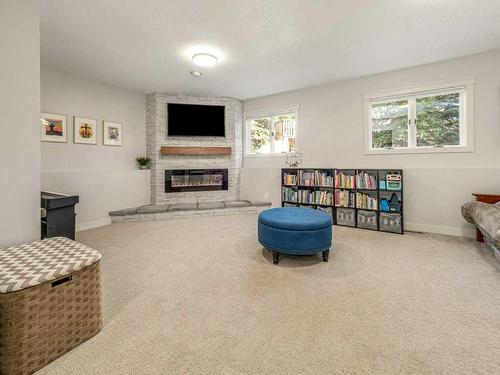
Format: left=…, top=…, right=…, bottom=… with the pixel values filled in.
left=198, top=201, right=225, bottom=210
left=109, top=200, right=271, bottom=222
left=169, top=203, right=198, bottom=212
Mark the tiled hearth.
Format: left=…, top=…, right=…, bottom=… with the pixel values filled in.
left=109, top=200, right=271, bottom=222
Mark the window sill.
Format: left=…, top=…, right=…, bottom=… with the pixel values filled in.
left=365, top=145, right=474, bottom=155
left=244, top=153, right=289, bottom=158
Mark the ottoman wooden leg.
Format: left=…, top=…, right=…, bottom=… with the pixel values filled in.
left=322, top=250, right=329, bottom=262
left=272, top=251, right=279, bottom=265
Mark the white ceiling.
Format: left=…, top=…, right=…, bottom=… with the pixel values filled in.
left=41, top=0, right=500, bottom=99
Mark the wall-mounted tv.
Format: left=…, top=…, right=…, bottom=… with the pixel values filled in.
left=167, top=103, right=225, bottom=137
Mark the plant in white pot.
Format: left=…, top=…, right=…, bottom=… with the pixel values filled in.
left=136, top=156, right=151, bottom=170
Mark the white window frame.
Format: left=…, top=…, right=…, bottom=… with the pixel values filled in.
left=364, top=77, right=476, bottom=155
left=244, top=105, right=299, bottom=157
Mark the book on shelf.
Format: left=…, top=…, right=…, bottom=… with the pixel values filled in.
left=356, top=172, right=377, bottom=190
left=298, top=170, right=315, bottom=186
left=314, top=170, right=334, bottom=187
left=283, top=173, right=297, bottom=186
left=314, top=191, right=333, bottom=205
left=282, top=187, right=297, bottom=202
left=298, top=190, right=314, bottom=204
left=356, top=192, right=378, bottom=210
left=335, top=171, right=355, bottom=189
left=334, top=189, right=355, bottom=208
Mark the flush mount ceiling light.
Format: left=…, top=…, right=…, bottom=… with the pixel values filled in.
left=190, top=71, right=202, bottom=77
left=192, top=53, right=218, bottom=67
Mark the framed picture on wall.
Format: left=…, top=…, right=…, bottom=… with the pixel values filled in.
left=103, top=121, right=123, bottom=146
left=74, top=116, right=97, bottom=144
left=40, top=113, right=67, bottom=142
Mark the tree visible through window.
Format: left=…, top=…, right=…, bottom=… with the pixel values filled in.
left=371, top=100, right=408, bottom=149
left=416, top=93, right=460, bottom=147
left=367, top=84, right=468, bottom=153
left=250, top=118, right=271, bottom=153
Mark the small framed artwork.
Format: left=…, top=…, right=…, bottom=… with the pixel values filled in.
left=103, top=121, right=123, bottom=146
left=40, top=113, right=67, bottom=142
left=74, top=116, right=97, bottom=145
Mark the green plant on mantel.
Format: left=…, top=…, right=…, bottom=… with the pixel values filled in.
left=136, top=156, right=151, bottom=169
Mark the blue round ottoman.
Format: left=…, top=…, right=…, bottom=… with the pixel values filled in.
left=258, top=207, right=333, bottom=264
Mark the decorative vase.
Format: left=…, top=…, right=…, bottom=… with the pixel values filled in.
left=285, top=152, right=303, bottom=168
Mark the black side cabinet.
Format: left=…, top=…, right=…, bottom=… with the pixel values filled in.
left=41, top=192, right=79, bottom=240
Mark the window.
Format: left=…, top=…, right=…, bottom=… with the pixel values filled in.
left=365, top=78, right=475, bottom=154
left=245, top=107, right=298, bottom=156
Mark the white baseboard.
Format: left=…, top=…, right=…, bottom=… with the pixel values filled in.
left=76, top=218, right=112, bottom=232
left=405, top=222, right=475, bottom=238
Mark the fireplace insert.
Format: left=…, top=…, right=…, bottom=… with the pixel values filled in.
left=165, top=169, right=228, bottom=193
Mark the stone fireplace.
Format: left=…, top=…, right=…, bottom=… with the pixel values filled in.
left=146, top=93, right=243, bottom=205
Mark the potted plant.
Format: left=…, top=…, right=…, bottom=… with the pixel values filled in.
left=136, top=156, right=151, bottom=170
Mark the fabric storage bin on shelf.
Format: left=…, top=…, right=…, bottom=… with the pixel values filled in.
left=336, top=208, right=356, bottom=227
left=379, top=212, right=403, bottom=233
left=357, top=210, right=378, bottom=230
left=0, top=237, right=103, bottom=375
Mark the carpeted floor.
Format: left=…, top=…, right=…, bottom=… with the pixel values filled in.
left=38, top=213, right=500, bottom=375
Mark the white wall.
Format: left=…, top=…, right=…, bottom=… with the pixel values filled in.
left=0, top=0, right=41, bottom=247
left=41, top=66, right=150, bottom=230
left=241, top=50, right=500, bottom=237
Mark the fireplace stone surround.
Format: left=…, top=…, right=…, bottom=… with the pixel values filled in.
left=147, top=93, right=243, bottom=205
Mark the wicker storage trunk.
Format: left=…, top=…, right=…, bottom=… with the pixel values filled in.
left=0, top=237, right=102, bottom=375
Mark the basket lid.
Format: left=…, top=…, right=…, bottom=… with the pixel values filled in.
left=0, top=237, right=101, bottom=293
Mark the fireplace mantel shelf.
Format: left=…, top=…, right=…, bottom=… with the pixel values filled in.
left=160, top=146, right=232, bottom=156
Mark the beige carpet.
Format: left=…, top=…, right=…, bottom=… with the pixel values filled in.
left=38, top=213, right=500, bottom=375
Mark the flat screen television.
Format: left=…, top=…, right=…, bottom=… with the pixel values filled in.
left=167, top=103, right=225, bottom=137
